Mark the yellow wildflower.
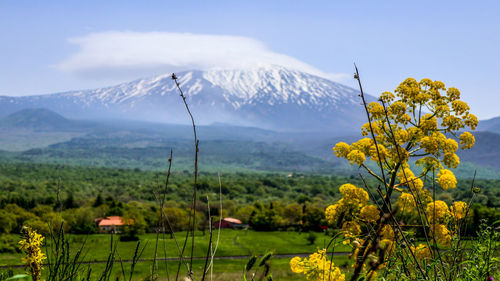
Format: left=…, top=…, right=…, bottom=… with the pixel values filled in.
left=437, top=169, right=457, bottom=190
left=380, top=224, right=395, bottom=241
left=398, top=167, right=423, bottom=191
left=430, top=224, right=452, bottom=246
left=369, top=144, right=388, bottom=162
left=451, top=201, right=468, bottom=220
left=347, top=150, right=365, bottom=166
left=446, top=87, right=460, bottom=101
left=432, top=80, right=446, bottom=91
left=419, top=78, right=434, bottom=88
left=426, top=200, right=449, bottom=223
left=410, top=244, right=432, bottom=260
left=435, top=104, right=450, bottom=117
left=19, top=227, right=46, bottom=281
left=342, top=221, right=362, bottom=239
left=325, top=204, right=344, bottom=225
left=389, top=145, right=409, bottom=163
left=396, top=113, right=412, bottom=125
left=416, top=156, right=442, bottom=172
left=420, top=136, right=439, bottom=154
left=407, top=127, right=423, bottom=141
left=459, top=132, right=475, bottom=149
left=394, top=129, right=410, bottom=144
left=443, top=138, right=458, bottom=154
left=290, top=249, right=345, bottom=281
left=333, top=142, right=350, bottom=158
left=379, top=91, right=395, bottom=103
left=464, top=113, right=478, bottom=130
left=290, top=256, right=303, bottom=273
left=388, top=101, right=407, bottom=117
left=420, top=114, right=438, bottom=133
left=443, top=153, right=460, bottom=169
left=442, top=115, right=464, bottom=131
left=451, top=100, right=470, bottom=115
left=398, top=193, right=416, bottom=213
left=359, top=205, right=380, bottom=223
left=339, top=184, right=369, bottom=206
left=368, top=102, right=385, bottom=119
left=352, top=138, right=374, bottom=155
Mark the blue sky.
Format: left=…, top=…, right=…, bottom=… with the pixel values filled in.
left=1, top=0, right=499, bottom=118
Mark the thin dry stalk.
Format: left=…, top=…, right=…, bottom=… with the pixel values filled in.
left=172, top=73, right=200, bottom=279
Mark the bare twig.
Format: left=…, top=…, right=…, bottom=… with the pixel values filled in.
left=172, top=73, right=200, bottom=277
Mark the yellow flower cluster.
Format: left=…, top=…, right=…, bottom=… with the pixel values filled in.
left=19, top=227, right=46, bottom=281
left=332, top=78, right=476, bottom=193
left=339, top=183, right=369, bottom=206
left=451, top=201, right=468, bottom=220
left=437, top=169, right=457, bottom=190
left=424, top=200, right=467, bottom=246
left=397, top=167, right=424, bottom=192
left=410, top=244, right=432, bottom=260
left=325, top=184, right=375, bottom=226
left=397, top=192, right=416, bottom=213
left=347, top=150, right=366, bottom=165
left=325, top=203, right=344, bottom=225
left=342, top=221, right=362, bottom=240
left=290, top=249, right=345, bottom=281
left=426, top=200, right=450, bottom=223
left=430, top=224, right=452, bottom=246
left=459, top=131, right=475, bottom=149
left=360, top=205, right=380, bottom=223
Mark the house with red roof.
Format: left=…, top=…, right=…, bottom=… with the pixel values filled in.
left=96, top=216, right=128, bottom=233
left=213, top=218, right=247, bottom=229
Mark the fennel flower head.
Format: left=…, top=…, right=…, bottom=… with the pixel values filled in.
left=19, top=227, right=46, bottom=281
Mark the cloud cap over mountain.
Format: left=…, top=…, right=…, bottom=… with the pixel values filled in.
left=56, top=31, right=349, bottom=82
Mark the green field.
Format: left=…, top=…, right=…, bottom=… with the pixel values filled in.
left=2, top=256, right=352, bottom=281
left=0, top=230, right=351, bottom=266
left=0, top=230, right=352, bottom=280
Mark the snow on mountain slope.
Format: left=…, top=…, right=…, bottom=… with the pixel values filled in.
left=0, top=65, right=374, bottom=133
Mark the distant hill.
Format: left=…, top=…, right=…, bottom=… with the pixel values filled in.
left=0, top=108, right=499, bottom=177
left=0, top=108, right=92, bottom=132
left=478, top=116, right=500, bottom=134
left=456, top=131, right=500, bottom=172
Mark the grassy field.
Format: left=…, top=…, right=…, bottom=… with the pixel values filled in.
left=0, top=230, right=352, bottom=280
left=1, top=256, right=353, bottom=281
left=0, top=230, right=350, bottom=265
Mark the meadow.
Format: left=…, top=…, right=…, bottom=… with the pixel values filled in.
left=0, top=230, right=352, bottom=280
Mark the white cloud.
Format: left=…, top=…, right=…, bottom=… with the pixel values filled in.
left=57, top=31, right=349, bottom=82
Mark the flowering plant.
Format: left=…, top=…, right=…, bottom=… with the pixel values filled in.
left=290, top=71, right=499, bottom=281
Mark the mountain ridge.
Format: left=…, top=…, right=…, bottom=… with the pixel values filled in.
left=0, top=65, right=373, bottom=133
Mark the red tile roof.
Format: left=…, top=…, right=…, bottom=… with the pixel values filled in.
left=223, top=218, right=242, bottom=224
left=98, top=216, right=124, bottom=226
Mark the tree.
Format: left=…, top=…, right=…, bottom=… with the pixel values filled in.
left=93, top=193, right=104, bottom=207
left=0, top=210, right=15, bottom=234
left=120, top=206, right=147, bottom=241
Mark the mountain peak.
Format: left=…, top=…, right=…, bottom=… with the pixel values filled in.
left=0, top=66, right=371, bottom=133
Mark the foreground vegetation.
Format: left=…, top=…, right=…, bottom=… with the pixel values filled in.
left=288, top=76, right=500, bottom=280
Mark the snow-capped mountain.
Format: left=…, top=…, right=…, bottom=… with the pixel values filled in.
left=0, top=65, right=373, bottom=133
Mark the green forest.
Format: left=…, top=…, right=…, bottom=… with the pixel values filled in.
left=0, top=161, right=498, bottom=253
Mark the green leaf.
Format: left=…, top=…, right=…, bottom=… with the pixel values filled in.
left=6, top=275, right=32, bottom=281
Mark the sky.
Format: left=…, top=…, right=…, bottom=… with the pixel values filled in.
left=1, top=0, right=499, bottom=119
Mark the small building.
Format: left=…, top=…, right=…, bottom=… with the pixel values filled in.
left=96, top=216, right=126, bottom=233
left=213, top=218, right=248, bottom=229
